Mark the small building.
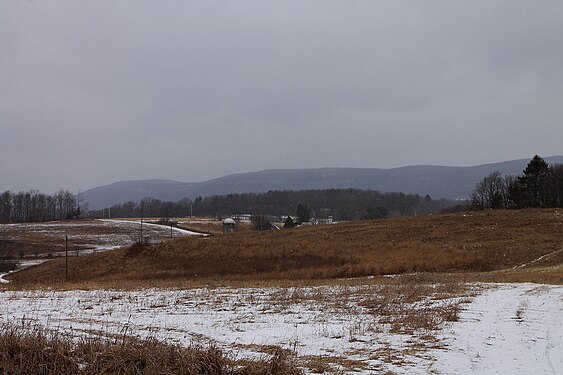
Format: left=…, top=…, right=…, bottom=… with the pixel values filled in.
left=233, top=213, right=252, bottom=221
left=311, top=216, right=333, bottom=225
left=222, top=218, right=236, bottom=233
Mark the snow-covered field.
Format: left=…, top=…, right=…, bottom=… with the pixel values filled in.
left=0, top=219, right=203, bottom=283
left=432, top=283, right=563, bottom=374
left=98, top=219, right=203, bottom=238
left=1, top=282, right=560, bottom=374
left=1, top=219, right=201, bottom=252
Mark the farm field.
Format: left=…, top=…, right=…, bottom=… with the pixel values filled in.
left=1, top=209, right=562, bottom=373
left=2, top=280, right=561, bottom=374
left=9, top=208, right=563, bottom=286
left=0, top=219, right=201, bottom=283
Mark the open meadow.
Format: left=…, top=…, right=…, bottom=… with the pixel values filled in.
left=1, top=209, right=562, bottom=374
left=0, top=219, right=202, bottom=283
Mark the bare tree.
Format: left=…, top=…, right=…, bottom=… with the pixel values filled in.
left=251, top=214, right=271, bottom=231
left=470, top=171, right=507, bottom=210
left=544, top=163, right=563, bottom=207
left=0, top=191, right=12, bottom=223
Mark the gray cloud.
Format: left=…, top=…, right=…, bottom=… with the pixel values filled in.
left=1, top=1, right=562, bottom=193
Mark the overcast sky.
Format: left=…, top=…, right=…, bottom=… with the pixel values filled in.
left=1, top=1, right=562, bottom=193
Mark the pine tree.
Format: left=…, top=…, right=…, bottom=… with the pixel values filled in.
left=519, top=155, right=549, bottom=207
left=296, top=203, right=311, bottom=224
left=283, top=216, right=295, bottom=228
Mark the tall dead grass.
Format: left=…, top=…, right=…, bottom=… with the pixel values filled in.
left=359, top=277, right=467, bottom=335
left=8, top=209, right=563, bottom=286
left=264, top=274, right=469, bottom=337
left=0, top=323, right=301, bottom=375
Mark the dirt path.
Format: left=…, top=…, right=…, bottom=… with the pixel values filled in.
left=98, top=219, right=205, bottom=236
left=432, top=283, right=563, bottom=374
left=0, top=259, right=47, bottom=284
left=513, top=248, right=563, bottom=269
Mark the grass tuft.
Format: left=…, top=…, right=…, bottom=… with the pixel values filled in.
left=0, top=323, right=302, bottom=375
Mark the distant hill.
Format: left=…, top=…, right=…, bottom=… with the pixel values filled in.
left=82, top=179, right=195, bottom=210
left=82, top=156, right=563, bottom=209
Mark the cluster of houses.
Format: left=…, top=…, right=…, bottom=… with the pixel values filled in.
left=280, top=216, right=334, bottom=226
left=222, top=213, right=334, bottom=233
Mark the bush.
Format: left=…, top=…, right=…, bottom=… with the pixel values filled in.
left=284, top=216, right=295, bottom=228
left=0, top=260, right=17, bottom=273
left=251, top=214, right=272, bottom=231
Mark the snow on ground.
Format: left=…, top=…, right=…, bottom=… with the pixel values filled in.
left=0, top=219, right=205, bottom=283
left=99, top=219, right=204, bottom=237
left=1, top=283, right=560, bottom=374
left=431, top=283, right=563, bottom=375
left=0, top=259, right=46, bottom=284
left=0, top=219, right=203, bottom=254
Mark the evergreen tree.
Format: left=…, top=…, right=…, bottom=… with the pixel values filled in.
left=283, top=216, right=295, bottom=228
left=519, top=155, right=549, bottom=207
left=296, top=203, right=311, bottom=224
left=365, top=206, right=389, bottom=219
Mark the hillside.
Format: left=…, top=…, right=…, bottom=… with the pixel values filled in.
left=81, top=179, right=195, bottom=210
left=81, top=156, right=563, bottom=209
left=10, top=209, right=563, bottom=286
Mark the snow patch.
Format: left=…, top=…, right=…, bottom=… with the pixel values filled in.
left=431, top=283, right=563, bottom=374
left=0, top=283, right=560, bottom=373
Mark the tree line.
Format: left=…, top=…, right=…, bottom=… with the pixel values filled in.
left=470, top=155, right=563, bottom=210
left=191, top=189, right=454, bottom=220
left=0, top=189, right=81, bottom=223
left=91, top=197, right=193, bottom=219
left=90, top=189, right=454, bottom=221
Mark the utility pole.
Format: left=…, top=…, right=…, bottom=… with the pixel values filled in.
left=76, top=190, right=81, bottom=220
left=140, top=204, right=143, bottom=244
left=65, top=234, right=68, bottom=281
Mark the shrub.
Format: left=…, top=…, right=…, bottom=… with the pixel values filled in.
left=0, top=260, right=17, bottom=273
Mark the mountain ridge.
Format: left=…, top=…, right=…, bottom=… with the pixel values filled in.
left=82, top=156, right=563, bottom=209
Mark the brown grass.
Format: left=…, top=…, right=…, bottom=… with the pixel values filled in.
left=254, top=274, right=469, bottom=373
left=0, top=274, right=474, bottom=374
left=358, top=277, right=468, bottom=335
left=265, top=274, right=469, bottom=337
left=0, top=219, right=174, bottom=258
left=175, top=219, right=255, bottom=235
left=465, top=264, right=563, bottom=285
left=0, top=323, right=301, bottom=375
left=7, top=209, right=563, bottom=287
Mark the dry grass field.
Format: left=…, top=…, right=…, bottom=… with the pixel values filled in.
left=0, top=276, right=472, bottom=374
left=0, top=323, right=300, bottom=375
left=2, top=277, right=560, bottom=373
left=8, top=208, right=562, bottom=287
left=2, top=209, right=562, bottom=374
left=0, top=219, right=188, bottom=259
